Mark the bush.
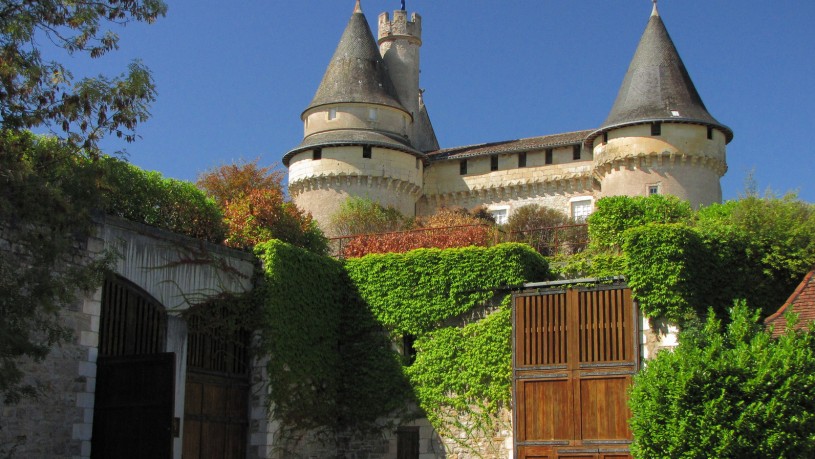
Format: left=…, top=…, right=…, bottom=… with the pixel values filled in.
left=588, top=195, right=692, bottom=252
left=629, top=302, right=815, bottom=458
left=329, top=196, right=408, bottom=236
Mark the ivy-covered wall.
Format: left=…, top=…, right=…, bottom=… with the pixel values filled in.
left=254, top=241, right=549, bottom=457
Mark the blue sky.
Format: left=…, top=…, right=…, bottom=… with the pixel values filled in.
left=65, top=1, right=815, bottom=202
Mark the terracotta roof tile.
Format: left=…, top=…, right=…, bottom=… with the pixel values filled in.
left=765, top=269, right=815, bottom=338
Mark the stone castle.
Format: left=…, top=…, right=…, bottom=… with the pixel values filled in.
left=283, top=0, right=732, bottom=233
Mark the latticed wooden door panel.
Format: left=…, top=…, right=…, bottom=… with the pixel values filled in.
left=578, top=289, right=632, bottom=364
left=513, top=285, right=637, bottom=459
left=516, top=291, right=568, bottom=367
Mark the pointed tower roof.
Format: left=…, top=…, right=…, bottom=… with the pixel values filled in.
left=587, top=3, right=732, bottom=144
left=303, top=2, right=406, bottom=116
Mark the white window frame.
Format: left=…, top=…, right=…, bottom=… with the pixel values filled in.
left=328, top=108, right=338, bottom=120
left=488, top=205, right=510, bottom=225
left=569, top=197, right=594, bottom=223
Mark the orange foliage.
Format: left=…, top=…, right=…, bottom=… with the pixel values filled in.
left=198, top=159, right=324, bottom=251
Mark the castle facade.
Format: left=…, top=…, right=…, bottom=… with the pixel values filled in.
left=283, top=1, right=732, bottom=234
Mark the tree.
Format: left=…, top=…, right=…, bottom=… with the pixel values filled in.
left=629, top=302, right=815, bottom=458
left=1, top=2, right=165, bottom=403
left=0, top=131, right=111, bottom=403
left=197, top=159, right=327, bottom=254
left=0, top=0, right=167, bottom=156
left=328, top=196, right=408, bottom=237
left=505, top=204, right=573, bottom=255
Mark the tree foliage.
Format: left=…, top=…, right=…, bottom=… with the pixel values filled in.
left=629, top=302, right=815, bottom=458
left=328, top=196, right=408, bottom=237
left=0, top=131, right=110, bottom=403
left=197, top=159, right=327, bottom=254
left=0, top=0, right=167, bottom=155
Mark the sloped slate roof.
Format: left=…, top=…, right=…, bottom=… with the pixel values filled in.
left=765, top=269, right=815, bottom=338
left=303, top=7, right=405, bottom=116
left=426, top=130, right=592, bottom=161
left=283, top=129, right=422, bottom=166
left=587, top=6, right=732, bottom=145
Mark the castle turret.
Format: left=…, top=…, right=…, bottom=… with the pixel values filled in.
left=587, top=2, right=733, bottom=208
left=283, top=0, right=425, bottom=234
left=378, top=8, right=439, bottom=152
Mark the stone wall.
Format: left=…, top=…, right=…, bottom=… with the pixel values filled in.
left=0, top=216, right=255, bottom=459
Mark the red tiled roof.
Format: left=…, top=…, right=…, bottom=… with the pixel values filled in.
left=765, top=269, right=815, bottom=338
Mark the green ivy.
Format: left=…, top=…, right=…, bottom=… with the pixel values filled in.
left=406, top=297, right=514, bottom=444
left=345, top=243, right=549, bottom=335
left=254, top=240, right=411, bottom=444
left=588, top=194, right=692, bottom=252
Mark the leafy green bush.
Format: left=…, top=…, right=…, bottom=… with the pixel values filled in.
left=629, top=302, right=815, bottom=458
left=329, top=196, right=408, bottom=236
left=98, top=157, right=227, bottom=242
left=588, top=195, right=692, bottom=251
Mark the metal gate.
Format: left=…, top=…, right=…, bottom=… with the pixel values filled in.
left=513, top=284, right=638, bottom=459
left=92, top=275, right=174, bottom=459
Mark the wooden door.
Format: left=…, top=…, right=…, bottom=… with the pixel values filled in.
left=513, top=286, right=637, bottom=459
left=91, top=353, right=175, bottom=459
left=182, top=306, right=250, bottom=459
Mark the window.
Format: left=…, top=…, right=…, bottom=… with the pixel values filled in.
left=648, top=184, right=660, bottom=195
left=518, top=152, right=527, bottom=168
left=573, top=145, right=581, bottom=160
left=459, top=159, right=467, bottom=175
left=571, top=199, right=592, bottom=223
left=707, top=126, right=714, bottom=140
left=545, top=149, right=553, bottom=165
left=312, top=148, right=322, bottom=160
left=368, top=108, right=378, bottom=121
left=402, top=334, right=417, bottom=365
left=328, top=108, right=337, bottom=120
left=363, top=146, right=372, bottom=159
left=603, top=132, right=608, bottom=144
left=490, top=155, right=498, bottom=171
left=651, top=122, right=662, bottom=136
left=489, top=208, right=509, bottom=225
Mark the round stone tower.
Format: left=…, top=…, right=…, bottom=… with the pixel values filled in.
left=586, top=2, right=733, bottom=208
left=283, top=1, right=427, bottom=235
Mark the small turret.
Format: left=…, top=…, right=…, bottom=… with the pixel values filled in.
left=587, top=2, right=733, bottom=208
left=378, top=8, right=439, bottom=152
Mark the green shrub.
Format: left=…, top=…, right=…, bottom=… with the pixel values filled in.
left=630, top=302, right=815, bottom=458
left=588, top=195, right=692, bottom=252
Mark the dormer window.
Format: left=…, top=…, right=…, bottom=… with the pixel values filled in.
left=651, top=122, right=662, bottom=136
left=328, top=108, right=337, bottom=120
left=670, top=110, right=681, bottom=117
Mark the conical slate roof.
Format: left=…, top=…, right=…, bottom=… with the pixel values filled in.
left=589, top=4, right=732, bottom=143
left=303, top=3, right=406, bottom=116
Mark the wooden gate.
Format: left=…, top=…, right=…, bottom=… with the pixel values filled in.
left=513, top=285, right=638, bottom=459
left=182, top=309, right=250, bottom=459
left=92, top=275, right=174, bottom=459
